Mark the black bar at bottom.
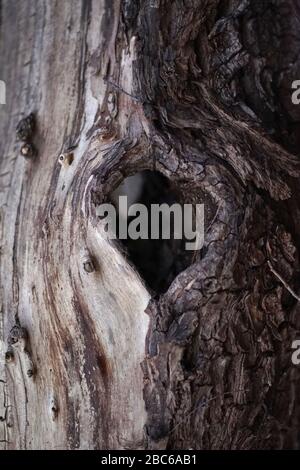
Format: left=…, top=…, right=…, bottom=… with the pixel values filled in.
left=0, top=450, right=298, bottom=467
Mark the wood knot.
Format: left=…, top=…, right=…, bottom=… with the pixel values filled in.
left=27, top=368, right=35, bottom=378
left=16, top=112, right=37, bottom=158
left=8, top=325, right=28, bottom=346
left=107, top=92, right=118, bottom=118
left=82, top=249, right=96, bottom=273
left=16, top=113, right=35, bottom=142
left=58, top=152, right=74, bottom=167
left=50, top=396, right=59, bottom=421
left=5, top=349, right=14, bottom=363
left=20, top=142, right=36, bottom=159
left=7, top=325, right=36, bottom=378
left=83, top=259, right=95, bottom=273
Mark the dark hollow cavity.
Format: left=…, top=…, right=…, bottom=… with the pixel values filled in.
left=110, top=170, right=197, bottom=294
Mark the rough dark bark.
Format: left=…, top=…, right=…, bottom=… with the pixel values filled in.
left=1, top=0, right=300, bottom=450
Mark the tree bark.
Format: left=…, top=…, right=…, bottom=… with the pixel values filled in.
left=1, top=0, right=300, bottom=450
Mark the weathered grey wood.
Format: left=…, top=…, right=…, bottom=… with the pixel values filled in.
left=0, top=0, right=150, bottom=450
left=1, top=0, right=300, bottom=450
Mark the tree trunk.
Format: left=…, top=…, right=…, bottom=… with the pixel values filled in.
left=1, top=0, right=300, bottom=450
